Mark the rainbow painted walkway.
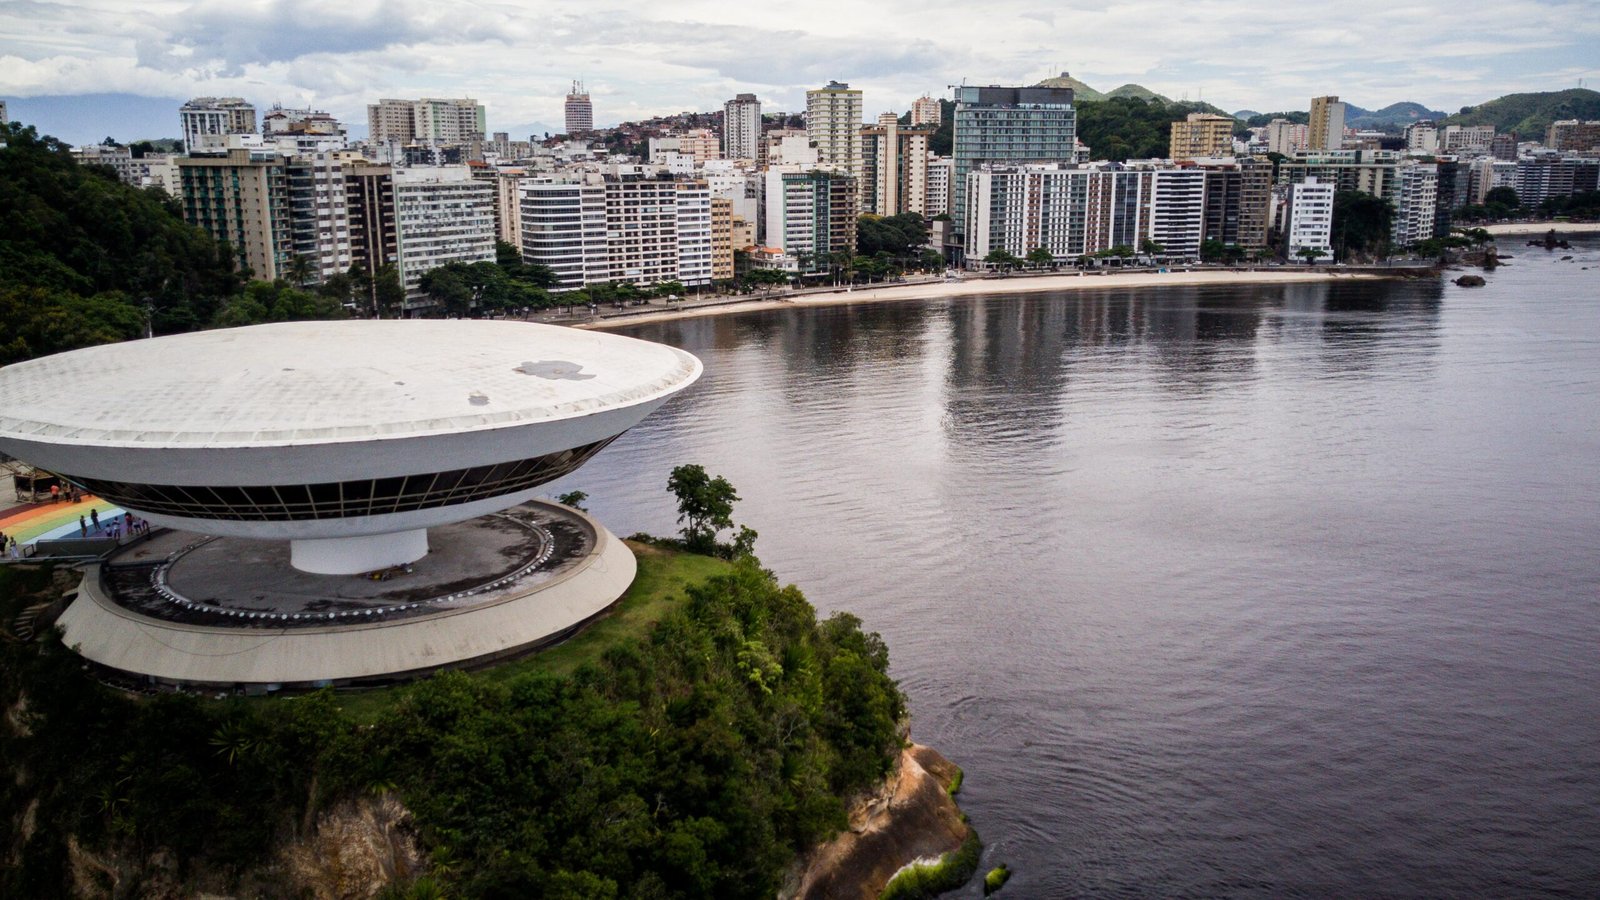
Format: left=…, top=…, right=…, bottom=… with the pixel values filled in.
left=0, top=496, right=125, bottom=546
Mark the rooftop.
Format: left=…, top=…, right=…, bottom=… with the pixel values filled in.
left=0, top=320, right=700, bottom=450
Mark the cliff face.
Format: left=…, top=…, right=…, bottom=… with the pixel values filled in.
left=786, top=743, right=970, bottom=900
left=51, top=792, right=422, bottom=900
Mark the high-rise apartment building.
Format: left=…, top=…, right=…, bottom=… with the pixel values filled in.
left=1405, top=121, right=1438, bottom=154
left=964, top=158, right=1266, bottom=264
left=1547, top=120, right=1600, bottom=152
left=1279, top=149, right=1404, bottom=199
left=861, top=113, right=936, bottom=216
left=911, top=95, right=942, bottom=127
left=925, top=154, right=954, bottom=217
left=565, top=82, right=593, bottom=134
left=1514, top=155, right=1600, bottom=207
left=176, top=148, right=291, bottom=279
left=1196, top=157, right=1273, bottom=251
left=762, top=169, right=858, bottom=274
left=519, top=173, right=715, bottom=290
left=951, top=85, right=1077, bottom=250
left=1169, top=113, right=1235, bottom=160
left=1283, top=177, right=1334, bottom=258
left=964, top=163, right=1152, bottom=262
left=1440, top=124, right=1494, bottom=155
left=1265, top=118, right=1309, bottom=155
left=1309, top=97, right=1347, bottom=150
left=179, top=98, right=258, bottom=154
left=469, top=163, right=527, bottom=248
left=806, top=81, right=865, bottom=180
left=711, top=197, right=735, bottom=281
left=1309, top=96, right=1347, bottom=152
left=344, top=165, right=494, bottom=308
left=1392, top=162, right=1439, bottom=249
left=723, top=94, right=762, bottom=162
left=285, top=153, right=353, bottom=284
left=367, top=98, right=487, bottom=145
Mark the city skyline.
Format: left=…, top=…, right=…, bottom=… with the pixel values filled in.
left=3, top=0, right=1599, bottom=145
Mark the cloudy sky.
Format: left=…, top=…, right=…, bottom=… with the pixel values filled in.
left=3, top=0, right=1598, bottom=143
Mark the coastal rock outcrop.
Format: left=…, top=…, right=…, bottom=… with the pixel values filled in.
left=1455, top=275, right=1487, bottom=287
left=785, top=743, right=971, bottom=899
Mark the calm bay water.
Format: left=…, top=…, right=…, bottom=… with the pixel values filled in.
left=547, top=239, right=1600, bottom=897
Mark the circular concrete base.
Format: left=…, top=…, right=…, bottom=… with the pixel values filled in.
left=55, top=501, right=635, bottom=689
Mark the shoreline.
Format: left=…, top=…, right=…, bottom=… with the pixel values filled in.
left=580, top=269, right=1399, bottom=331
left=1483, top=221, right=1600, bottom=236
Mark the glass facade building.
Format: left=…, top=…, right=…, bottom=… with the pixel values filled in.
left=951, top=86, right=1077, bottom=258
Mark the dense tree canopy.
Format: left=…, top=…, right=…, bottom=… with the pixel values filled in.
left=1075, top=98, right=1240, bottom=162
left=857, top=213, right=931, bottom=260
left=0, top=122, right=242, bottom=344
left=1332, top=190, right=1395, bottom=261
left=0, top=536, right=905, bottom=897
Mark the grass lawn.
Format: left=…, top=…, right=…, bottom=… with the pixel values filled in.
left=332, top=541, right=728, bottom=720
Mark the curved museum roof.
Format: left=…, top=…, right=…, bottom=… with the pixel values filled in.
left=0, top=320, right=701, bottom=450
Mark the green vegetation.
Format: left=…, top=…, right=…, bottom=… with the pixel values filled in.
left=1442, top=88, right=1600, bottom=140
left=1332, top=190, right=1394, bottom=261
left=1, top=539, right=907, bottom=897
left=0, top=122, right=243, bottom=361
left=1075, top=97, right=1240, bottom=162
left=858, top=212, right=932, bottom=260
left=666, top=463, right=757, bottom=558
left=929, top=99, right=956, bottom=156
left=1245, top=111, right=1309, bottom=127
left=877, top=829, right=983, bottom=900
left=946, top=765, right=964, bottom=797
left=983, top=863, right=1012, bottom=895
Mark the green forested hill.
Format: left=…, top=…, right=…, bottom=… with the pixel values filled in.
left=1442, top=89, right=1600, bottom=139
left=0, top=548, right=907, bottom=897
left=0, top=123, right=242, bottom=359
left=1076, top=97, right=1241, bottom=161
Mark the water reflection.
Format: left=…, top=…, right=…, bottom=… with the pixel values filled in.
left=564, top=253, right=1597, bottom=897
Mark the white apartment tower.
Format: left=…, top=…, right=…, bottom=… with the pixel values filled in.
left=389, top=167, right=496, bottom=303
left=1405, top=121, right=1439, bottom=154
left=723, top=94, right=762, bottom=162
left=926, top=154, right=954, bottom=217
left=806, top=81, right=865, bottom=181
left=179, top=97, right=258, bottom=153
left=518, top=173, right=715, bottom=290
left=1393, top=162, right=1439, bottom=248
left=1284, top=176, right=1335, bottom=259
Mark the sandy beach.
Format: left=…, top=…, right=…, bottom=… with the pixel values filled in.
left=581, top=269, right=1392, bottom=330
left=1483, top=221, right=1600, bottom=236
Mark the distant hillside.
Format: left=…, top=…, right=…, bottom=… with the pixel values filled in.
left=1442, top=88, right=1600, bottom=139
left=1035, top=72, right=1104, bottom=102
left=1107, top=84, right=1171, bottom=104
left=1233, top=109, right=1262, bottom=121
left=1348, top=101, right=1447, bottom=128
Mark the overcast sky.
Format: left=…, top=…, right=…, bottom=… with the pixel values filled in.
left=4, top=0, right=1598, bottom=141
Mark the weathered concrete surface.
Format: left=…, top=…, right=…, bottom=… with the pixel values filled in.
left=786, top=743, right=971, bottom=900
left=56, top=503, right=636, bottom=686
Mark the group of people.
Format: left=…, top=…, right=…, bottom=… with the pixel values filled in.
left=47, top=482, right=82, bottom=503
left=0, top=532, right=18, bottom=559
left=78, top=510, right=149, bottom=542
